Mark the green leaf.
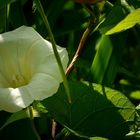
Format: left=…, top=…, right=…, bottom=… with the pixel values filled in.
left=47, top=0, right=67, bottom=28
left=130, top=91, right=140, bottom=100
left=0, top=7, right=6, bottom=32
left=91, top=35, right=112, bottom=85
left=0, top=0, right=27, bottom=8
left=0, top=0, right=16, bottom=8
left=0, top=108, right=40, bottom=130
left=106, top=8, right=140, bottom=35
left=90, top=137, right=108, bottom=140
left=43, top=81, right=136, bottom=139
left=9, top=1, right=26, bottom=28
left=136, top=104, right=140, bottom=121
left=98, top=5, right=126, bottom=34
left=90, top=34, right=126, bottom=86
left=0, top=118, right=36, bottom=140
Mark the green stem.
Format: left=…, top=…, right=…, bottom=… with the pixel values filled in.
left=28, top=106, right=41, bottom=140
left=83, top=4, right=96, bottom=19
left=4, top=4, right=10, bottom=32
left=106, top=1, right=114, bottom=8
left=34, top=0, right=71, bottom=103
left=120, top=0, right=134, bottom=13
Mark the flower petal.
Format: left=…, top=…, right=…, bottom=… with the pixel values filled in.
left=0, top=26, right=69, bottom=112
left=0, top=73, right=11, bottom=87
left=36, top=50, right=68, bottom=82
left=26, top=73, right=59, bottom=100
left=0, top=87, right=33, bottom=112
left=0, top=26, right=68, bottom=84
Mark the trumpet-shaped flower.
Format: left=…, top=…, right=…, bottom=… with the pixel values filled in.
left=0, top=26, right=68, bottom=113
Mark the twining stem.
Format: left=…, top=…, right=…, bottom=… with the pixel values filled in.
left=34, top=0, right=71, bottom=103
left=66, top=24, right=93, bottom=75
left=28, top=106, right=41, bottom=140
left=66, top=4, right=96, bottom=75
left=51, top=119, right=57, bottom=139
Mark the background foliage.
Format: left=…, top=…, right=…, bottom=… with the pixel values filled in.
left=0, top=0, right=140, bottom=140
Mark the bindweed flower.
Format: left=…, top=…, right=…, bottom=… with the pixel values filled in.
left=0, top=26, right=68, bottom=113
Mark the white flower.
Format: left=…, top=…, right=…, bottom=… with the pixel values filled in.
left=0, top=26, right=68, bottom=113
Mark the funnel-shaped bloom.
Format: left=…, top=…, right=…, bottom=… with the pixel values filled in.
left=0, top=26, right=68, bottom=112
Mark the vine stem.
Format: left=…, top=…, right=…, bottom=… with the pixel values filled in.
left=66, top=4, right=95, bottom=75
left=51, top=119, right=57, bottom=139
left=28, top=106, right=41, bottom=140
left=66, top=25, right=93, bottom=75
left=34, top=0, right=71, bottom=103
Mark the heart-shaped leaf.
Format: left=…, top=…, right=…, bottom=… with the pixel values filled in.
left=43, top=81, right=136, bottom=139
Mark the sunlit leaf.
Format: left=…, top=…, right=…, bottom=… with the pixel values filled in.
left=90, top=137, right=108, bottom=140
left=106, top=8, right=140, bottom=35
left=130, top=91, right=140, bottom=100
